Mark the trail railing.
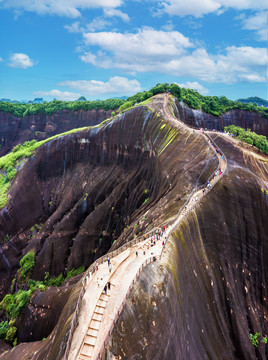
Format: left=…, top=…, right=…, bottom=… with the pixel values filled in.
left=95, top=255, right=160, bottom=360
left=63, top=226, right=163, bottom=359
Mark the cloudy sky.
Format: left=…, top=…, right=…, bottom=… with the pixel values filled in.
left=0, top=0, right=267, bottom=101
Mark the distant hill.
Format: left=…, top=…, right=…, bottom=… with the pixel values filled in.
left=237, top=96, right=268, bottom=107
left=0, top=97, right=44, bottom=104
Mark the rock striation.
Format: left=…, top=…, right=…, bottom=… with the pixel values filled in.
left=0, top=108, right=112, bottom=156
left=102, top=130, right=268, bottom=360
left=175, top=100, right=268, bottom=137
left=0, top=95, right=267, bottom=359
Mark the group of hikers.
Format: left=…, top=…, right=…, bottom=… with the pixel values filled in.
left=94, top=226, right=167, bottom=295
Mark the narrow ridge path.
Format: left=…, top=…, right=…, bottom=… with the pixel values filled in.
left=66, top=94, right=228, bottom=360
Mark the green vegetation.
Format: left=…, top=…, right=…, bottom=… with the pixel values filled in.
left=118, top=83, right=182, bottom=112
left=0, top=250, right=84, bottom=346
left=180, top=88, right=268, bottom=119
left=44, top=266, right=85, bottom=287
left=18, top=251, right=35, bottom=283
left=117, top=83, right=268, bottom=119
left=0, top=98, right=124, bottom=118
left=224, top=125, right=268, bottom=154
left=0, top=319, right=17, bottom=346
left=1, top=84, right=268, bottom=121
left=250, top=332, right=267, bottom=347
left=237, top=96, right=268, bottom=108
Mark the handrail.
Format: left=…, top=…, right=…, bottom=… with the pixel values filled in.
left=63, top=226, right=163, bottom=359
left=95, top=255, right=160, bottom=360
left=64, top=97, right=228, bottom=360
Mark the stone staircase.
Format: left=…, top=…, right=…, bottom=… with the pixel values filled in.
left=78, top=285, right=115, bottom=360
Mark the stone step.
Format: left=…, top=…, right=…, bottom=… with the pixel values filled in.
left=92, top=312, right=102, bottom=322
left=87, top=327, right=98, bottom=338
left=100, top=293, right=109, bottom=301
left=81, top=343, right=94, bottom=357
left=79, top=353, right=92, bottom=360
left=84, top=334, right=96, bottom=346
left=95, top=305, right=105, bottom=315
left=90, top=319, right=101, bottom=330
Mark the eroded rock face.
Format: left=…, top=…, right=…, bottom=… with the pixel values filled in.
left=102, top=136, right=268, bottom=360
left=175, top=101, right=268, bottom=137
left=0, top=108, right=112, bottom=156
left=1, top=99, right=267, bottom=359
left=0, top=105, right=217, bottom=350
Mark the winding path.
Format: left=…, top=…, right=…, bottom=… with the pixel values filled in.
left=65, top=94, right=228, bottom=360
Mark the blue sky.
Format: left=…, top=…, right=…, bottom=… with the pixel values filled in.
left=0, top=0, right=267, bottom=101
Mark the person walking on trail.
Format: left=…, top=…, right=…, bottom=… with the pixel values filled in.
left=108, top=282, right=111, bottom=291
left=109, top=263, right=112, bottom=273
left=136, top=250, right=138, bottom=257
left=104, top=284, right=107, bottom=294
left=107, top=257, right=110, bottom=266
left=97, top=278, right=100, bottom=287
left=95, top=262, right=99, bottom=271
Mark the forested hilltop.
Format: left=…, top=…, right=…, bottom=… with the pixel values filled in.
left=1, top=83, right=268, bottom=119
left=236, top=96, right=268, bottom=108
left=120, top=83, right=268, bottom=119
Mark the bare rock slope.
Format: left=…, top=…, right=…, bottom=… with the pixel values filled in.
left=0, top=95, right=267, bottom=359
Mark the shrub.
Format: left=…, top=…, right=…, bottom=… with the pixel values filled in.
left=18, top=251, right=35, bottom=283
left=65, top=266, right=85, bottom=280
left=44, top=273, right=65, bottom=287
left=0, top=290, right=31, bottom=319
left=225, top=125, right=268, bottom=154
left=5, top=320, right=17, bottom=344
left=0, top=321, right=9, bottom=339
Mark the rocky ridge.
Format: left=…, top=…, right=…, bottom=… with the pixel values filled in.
left=0, top=94, right=267, bottom=359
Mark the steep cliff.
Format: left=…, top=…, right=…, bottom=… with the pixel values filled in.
left=0, top=95, right=267, bottom=359
left=0, top=101, right=217, bottom=350
left=102, top=133, right=268, bottom=360
left=175, top=100, right=268, bottom=137
left=0, top=108, right=112, bottom=156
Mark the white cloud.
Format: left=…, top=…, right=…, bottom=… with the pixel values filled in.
left=34, top=89, right=82, bottom=101
left=242, top=11, right=267, bottom=41
left=0, top=57, right=4, bottom=62
left=103, top=8, right=130, bottom=22
left=161, top=0, right=221, bottom=18
left=58, top=76, right=141, bottom=96
left=64, top=21, right=81, bottom=33
left=158, top=0, right=267, bottom=17
left=8, top=53, right=34, bottom=68
left=79, top=28, right=267, bottom=84
left=219, top=0, right=267, bottom=10
left=65, top=18, right=111, bottom=33
left=3, top=0, right=123, bottom=18
left=178, top=81, right=209, bottom=95
left=82, top=28, right=193, bottom=65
